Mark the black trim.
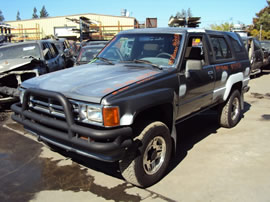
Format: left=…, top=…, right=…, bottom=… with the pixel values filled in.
left=11, top=88, right=133, bottom=162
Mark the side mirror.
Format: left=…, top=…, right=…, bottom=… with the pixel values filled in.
left=185, top=59, right=203, bottom=78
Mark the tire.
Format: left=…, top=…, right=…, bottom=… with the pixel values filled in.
left=219, top=90, right=242, bottom=128
left=119, top=121, right=172, bottom=188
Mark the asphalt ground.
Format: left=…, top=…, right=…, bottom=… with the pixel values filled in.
left=0, top=70, right=270, bottom=202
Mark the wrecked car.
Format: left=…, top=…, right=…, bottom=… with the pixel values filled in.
left=46, top=38, right=76, bottom=68
left=260, top=40, right=270, bottom=68
left=242, top=37, right=264, bottom=75
left=0, top=41, right=65, bottom=103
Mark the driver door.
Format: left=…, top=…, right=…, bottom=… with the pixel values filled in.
left=177, top=34, right=215, bottom=119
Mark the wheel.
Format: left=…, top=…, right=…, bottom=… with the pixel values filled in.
left=219, top=90, right=242, bottom=128
left=156, top=52, right=172, bottom=59
left=119, top=121, right=172, bottom=188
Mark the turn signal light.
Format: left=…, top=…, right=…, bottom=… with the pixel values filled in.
left=103, top=107, right=120, bottom=127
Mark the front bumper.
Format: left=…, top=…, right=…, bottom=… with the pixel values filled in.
left=11, top=88, right=133, bottom=162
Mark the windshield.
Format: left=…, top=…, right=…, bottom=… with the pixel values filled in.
left=97, top=33, right=182, bottom=67
left=0, top=43, right=41, bottom=60
left=77, top=46, right=103, bottom=63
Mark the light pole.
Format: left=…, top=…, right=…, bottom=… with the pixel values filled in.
left=260, top=24, right=262, bottom=41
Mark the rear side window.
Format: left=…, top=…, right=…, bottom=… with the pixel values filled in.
left=229, top=36, right=243, bottom=53
left=210, top=36, right=232, bottom=60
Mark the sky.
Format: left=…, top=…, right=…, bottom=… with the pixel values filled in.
left=1, top=0, right=268, bottom=28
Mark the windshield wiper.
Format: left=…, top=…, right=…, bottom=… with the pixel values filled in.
left=123, top=59, right=162, bottom=70
left=93, top=57, right=114, bottom=65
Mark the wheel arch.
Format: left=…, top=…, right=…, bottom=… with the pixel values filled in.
left=223, top=72, right=243, bottom=101
left=131, top=103, right=174, bottom=136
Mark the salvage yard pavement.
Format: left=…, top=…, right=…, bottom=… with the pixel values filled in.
left=0, top=70, right=270, bottom=202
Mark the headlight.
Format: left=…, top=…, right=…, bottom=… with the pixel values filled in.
left=75, top=101, right=120, bottom=127
left=78, top=104, right=102, bottom=124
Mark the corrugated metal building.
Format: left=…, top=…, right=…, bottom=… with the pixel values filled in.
left=6, top=13, right=138, bottom=41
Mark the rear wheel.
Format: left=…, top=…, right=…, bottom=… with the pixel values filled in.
left=119, top=121, right=172, bottom=188
left=219, top=90, right=242, bottom=128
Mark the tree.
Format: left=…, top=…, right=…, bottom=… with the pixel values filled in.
left=173, top=8, right=192, bottom=19
left=249, top=0, right=270, bottom=40
left=32, top=7, right=38, bottom=19
left=169, top=8, right=198, bottom=27
left=0, top=10, right=4, bottom=22
left=40, top=6, right=49, bottom=18
left=16, top=11, right=21, bottom=21
left=209, top=22, right=234, bottom=31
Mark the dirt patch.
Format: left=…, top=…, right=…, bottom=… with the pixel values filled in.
left=250, top=92, right=270, bottom=99
left=0, top=111, right=9, bottom=125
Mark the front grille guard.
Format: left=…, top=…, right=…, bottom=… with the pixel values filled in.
left=22, top=88, right=75, bottom=138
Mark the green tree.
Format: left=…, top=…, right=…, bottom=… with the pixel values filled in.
left=40, top=6, right=49, bottom=18
left=209, top=22, right=234, bottom=31
left=32, top=7, right=38, bottom=19
left=16, top=11, right=21, bottom=21
left=0, top=10, right=4, bottom=22
left=249, top=0, right=270, bottom=39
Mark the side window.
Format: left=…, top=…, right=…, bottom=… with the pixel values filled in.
left=43, top=43, right=51, bottom=60
left=181, top=35, right=206, bottom=71
left=51, top=43, right=59, bottom=56
left=229, top=36, right=243, bottom=53
left=210, top=36, right=232, bottom=60
left=47, top=43, right=56, bottom=58
left=184, top=36, right=205, bottom=61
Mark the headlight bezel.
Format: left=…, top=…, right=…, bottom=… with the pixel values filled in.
left=71, top=100, right=103, bottom=126
left=71, top=100, right=120, bottom=127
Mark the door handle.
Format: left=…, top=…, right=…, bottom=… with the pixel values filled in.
left=208, top=70, right=214, bottom=75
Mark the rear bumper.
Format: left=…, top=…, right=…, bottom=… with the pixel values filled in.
left=11, top=88, right=133, bottom=162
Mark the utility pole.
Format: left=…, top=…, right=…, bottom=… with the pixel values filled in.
left=260, top=24, right=262, bottom=41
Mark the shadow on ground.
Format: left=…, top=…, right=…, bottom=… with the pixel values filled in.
left=166, top=101, right=251, bottom=175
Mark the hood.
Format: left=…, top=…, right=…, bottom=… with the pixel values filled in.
left=22, top=63, right=161, bottom=103
left=0, top=58, right=33, bottom=74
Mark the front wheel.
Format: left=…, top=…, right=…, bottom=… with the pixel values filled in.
left=119, top=121, right=172, bottom=188
left=219, top=90, right=242, bottom=128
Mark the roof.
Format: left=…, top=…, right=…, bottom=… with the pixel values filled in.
left=6, top=12, right=136, bottom=23
left=119, top=27, right=232, bottom=35
left=0, top=41, right=40, bottom=48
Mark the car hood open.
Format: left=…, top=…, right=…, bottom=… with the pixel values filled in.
left=0, top=58, right=33, bottom=74
left=21, top=63, right=161, bottom=103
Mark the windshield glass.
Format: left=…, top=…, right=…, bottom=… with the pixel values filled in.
left=77, top=46, right=103, bottom=63
left=0, top=43, right=41, bottom=60
left=97, top=33, right=182, bottom=67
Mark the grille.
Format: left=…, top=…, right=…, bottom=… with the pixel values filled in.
left=29, top=95, right=79, bottom=119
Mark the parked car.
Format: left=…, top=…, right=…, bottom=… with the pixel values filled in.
left=75, top=44, right=105, bottom=65
left=77, top=40, right=108, bottom=56
left=11, top=28, right=250, bottom=187
left=260, top=40, right=270, bottom=67
left=0, top=40, right=65, bottom=103
left=46, top=38, right=76, bottom=68
left=242, top=37, right=264, bottom=75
